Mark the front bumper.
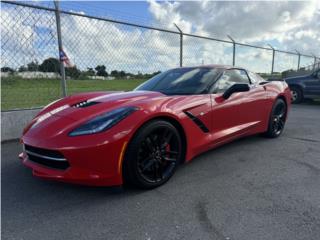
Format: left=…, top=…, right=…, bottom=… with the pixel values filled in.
left=20, top=134, right=129, bottom=186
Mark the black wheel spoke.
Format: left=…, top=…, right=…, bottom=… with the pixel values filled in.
left=145, top=137, right=154, bottom=152
left=272, top=118, right=278, bottom=133
left=163, top=156, right=177, bottom=162
left=153, top=164, right=158, bottom=180
left=141, top=157, right=155, bottom=172
left=279, top=119, right=284, bottom=129
left=157, top=163, right=163, bottom=180
left=163, top=150, right=178, bottom=155
left=279, top=111, right=285, bottom=118
left=151, top=134, right=160, bottom=146
left=162, top=129, right=173, bottom=145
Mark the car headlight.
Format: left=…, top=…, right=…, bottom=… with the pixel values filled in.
left=69, top=106, right=138, bottom=137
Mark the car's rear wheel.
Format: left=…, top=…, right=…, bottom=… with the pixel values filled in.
left=123, top=120, right=183, bottom=189
left=290, top=86, right=303, bottom=104
left=264, top=98, right=287, bottom=138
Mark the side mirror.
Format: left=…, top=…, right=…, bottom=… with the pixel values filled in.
left=222, top=83, right=250, bottom=99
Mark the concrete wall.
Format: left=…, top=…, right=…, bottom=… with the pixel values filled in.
left=1, top=108, right=40, bottom=141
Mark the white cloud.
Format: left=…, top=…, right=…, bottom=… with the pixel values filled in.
left=1, top=1, right=319, bottom=75
left=147, top=0, right=320, bottom=70
left=148, top=1, right=319, bottom=45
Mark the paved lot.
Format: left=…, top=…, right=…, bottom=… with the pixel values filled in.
left=2, top=104, right=320, bottom=240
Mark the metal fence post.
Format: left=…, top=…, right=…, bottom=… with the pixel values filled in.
left=268, top=44, right=275, bottom=74
left=54, top=0, right=67, bottom=97
left=174, top=24, right=183, bottom=67
left=313, top=56, right=317, bottom=71
left=227, top=35, right=236, bottom=66
left=295, top=50, right=301, bottom=71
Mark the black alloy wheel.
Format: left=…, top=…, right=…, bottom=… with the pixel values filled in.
left=264, top=98, right=287, bottom=138
left=123, top=120, right=183, bottom=189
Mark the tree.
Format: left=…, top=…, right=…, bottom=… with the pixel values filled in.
left=1, top=67, right=14, bottom=73
left=95, top=65, right=108, bottom=77
left=27, top=61, right=39, bottom=71
left=119, top=70, right=126, bottom=78
left=152, top=71, right=161, bottom=76
left=39, top=58, right=60, bottom=73
left=110, top=70, right=119, bottom=78
left=18, top=66, right=27, bottom=72
left=66, top=66, right=81, bottom=79
left=87, top=68, right=95, bottom=76
left=136, top=71, right=143, bottom=79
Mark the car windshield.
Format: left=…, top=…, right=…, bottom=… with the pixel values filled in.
left=134, top=67, right=221, bottom=95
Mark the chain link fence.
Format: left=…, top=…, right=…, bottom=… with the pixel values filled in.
left=1, top=1, right=319, bottom=111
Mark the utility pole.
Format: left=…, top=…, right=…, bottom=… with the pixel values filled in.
left=174, top=23, right=183, bottom=67
left=54, top=0, right=67, bottom=97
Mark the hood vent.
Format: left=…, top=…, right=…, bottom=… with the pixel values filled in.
left=71, top=100, right=100, bottom=108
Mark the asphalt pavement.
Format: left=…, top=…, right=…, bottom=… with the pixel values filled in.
left=1, top=103, right=320, bottom=240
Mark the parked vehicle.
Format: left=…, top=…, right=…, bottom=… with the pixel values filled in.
left=284, top=69, right=320, bottom=103
left=20, top=65, right=291, bottom=189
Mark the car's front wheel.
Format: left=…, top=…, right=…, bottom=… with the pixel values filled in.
left=123, top=120, right=183, bottom=189
left=264, top=98, right=287, bottom=138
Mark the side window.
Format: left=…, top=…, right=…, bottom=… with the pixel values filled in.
left=212, top=69, right=249, bottom=93
left=237, top=69, right=250, bottom=84
left=248, top=71, right=264, bottom=84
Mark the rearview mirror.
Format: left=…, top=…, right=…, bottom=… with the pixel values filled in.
left=222, top=83, right=250, bottom=99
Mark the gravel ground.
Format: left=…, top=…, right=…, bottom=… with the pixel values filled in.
left=1, top=104, right=320, bottom=240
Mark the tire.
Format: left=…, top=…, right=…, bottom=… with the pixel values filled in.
left=264, top=98, right=287, bottom=138
left=123, top=120, right=183, bottom=189
left=290, top=86, right=303, bottom=104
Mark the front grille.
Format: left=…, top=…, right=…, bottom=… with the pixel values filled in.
left=24, top=145, right=69, bottom=170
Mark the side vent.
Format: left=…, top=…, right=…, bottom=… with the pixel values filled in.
left=184, top=111, right=209, bottom=133
left=71, top=101, right=99, bottom=108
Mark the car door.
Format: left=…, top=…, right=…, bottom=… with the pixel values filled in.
left=209, top=69, right=266, bottom=144
left=304, top=70, right=320, bottom=96
left=245, top=70, right=271, bottom=124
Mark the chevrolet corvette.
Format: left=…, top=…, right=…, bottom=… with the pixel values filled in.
left=20, top=65, right=291, bottom=189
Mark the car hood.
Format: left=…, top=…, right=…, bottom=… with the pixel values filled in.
left=35, top=90, right=166, bottom=120
left=23, top=91, right=166, bottom=137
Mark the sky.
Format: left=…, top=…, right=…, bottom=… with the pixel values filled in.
left=1, top=0, right=320, bottom=74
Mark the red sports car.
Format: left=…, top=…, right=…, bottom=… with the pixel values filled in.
left=20, top=65, right=291, bottom=189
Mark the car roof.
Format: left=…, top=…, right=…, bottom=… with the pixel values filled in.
left=176, top=64, right=245, bottom=70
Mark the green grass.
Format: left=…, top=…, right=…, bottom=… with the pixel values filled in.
left=2, top=77, right=319, bottom=110
left=1, top=77, right=146, bottom=110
